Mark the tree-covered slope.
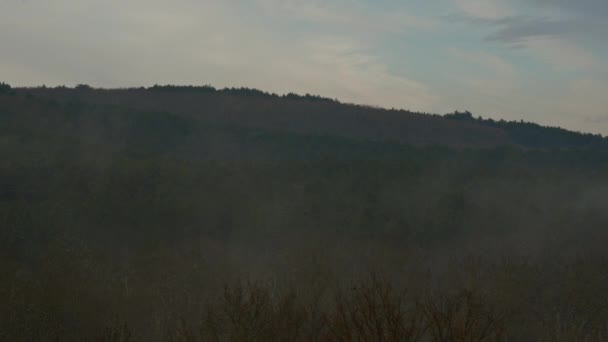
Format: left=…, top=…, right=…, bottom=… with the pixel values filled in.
left=3, top=83, right=608, bottom=340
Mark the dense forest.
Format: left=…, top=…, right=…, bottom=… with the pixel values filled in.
left=2, top=83, right=608, bottom=341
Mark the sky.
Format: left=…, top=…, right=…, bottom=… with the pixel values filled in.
left=1, top=0, right=607, bottom=134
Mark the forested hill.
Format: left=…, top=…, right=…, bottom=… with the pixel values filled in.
left=5, top=82, right=608, bottom=340
left=2, top=83, right=607, bottom=154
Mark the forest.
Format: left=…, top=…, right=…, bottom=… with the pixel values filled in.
left=2, top=83, right=608, bottom=341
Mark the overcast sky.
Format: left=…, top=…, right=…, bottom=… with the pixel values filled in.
left=1, top=0, right=607, bottom=133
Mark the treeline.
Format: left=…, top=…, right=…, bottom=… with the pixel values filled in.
left=10, top=81, right=607, bottom=150
left=445, top=110, right=608, bottom=148
left=34, top=83, right=340, bottom=103
left=150, top=84, right=339, bottom=103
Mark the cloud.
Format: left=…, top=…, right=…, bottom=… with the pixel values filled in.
left=530, top=0, right=608, bottom=17
left=524, top=38, right=600, bottom=71
left=268, top=37, right=439, bottom=110
left=254, top=0, right=438, bottom=32
left=453, top=0, right=512, bottom=19
left=484, top=17, right=577, bottom=43
left=452, top=0, right=608, bottom=43
left=450, top=0, right=606, bottom=73
left=448, top=48, right=517, bottom=77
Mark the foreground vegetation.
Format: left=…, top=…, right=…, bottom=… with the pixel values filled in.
left=2, top=85, right=608, bottom=340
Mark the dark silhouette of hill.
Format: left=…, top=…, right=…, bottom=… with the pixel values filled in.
left=9, top=83, right=605, bottom=152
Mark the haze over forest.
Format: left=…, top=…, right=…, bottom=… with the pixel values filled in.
left=2, top=0, right=608, bottom=341
left=2, top=83, right=608, bottom=340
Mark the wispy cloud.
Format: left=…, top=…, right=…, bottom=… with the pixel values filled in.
left=275, top=37, right=439, bottom=109
left=525, top=38, right=600, bottom=71
left=254, top=0, right=438, bottom=32
left=452, top=0, right=608, bottom=44
left=453, top=0, right=512, bottom=20
left=448, top=48, right=517, bottom=77
left=484, top=17, right=576, bottom=43
left=530, top=0, right=608, bottom=17
left=450, top=0, right=606, bottom=72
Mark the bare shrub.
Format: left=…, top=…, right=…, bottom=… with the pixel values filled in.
left=326, top=275, right=425, bottom=342
left=422, top=289, right=505, bottom=342
left=193, top=282, right=307, bottom=342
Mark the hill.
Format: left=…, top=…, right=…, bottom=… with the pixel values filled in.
left=6, top=83, right=605, bottom=153
left=3, top=82, right=608, bottom=340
